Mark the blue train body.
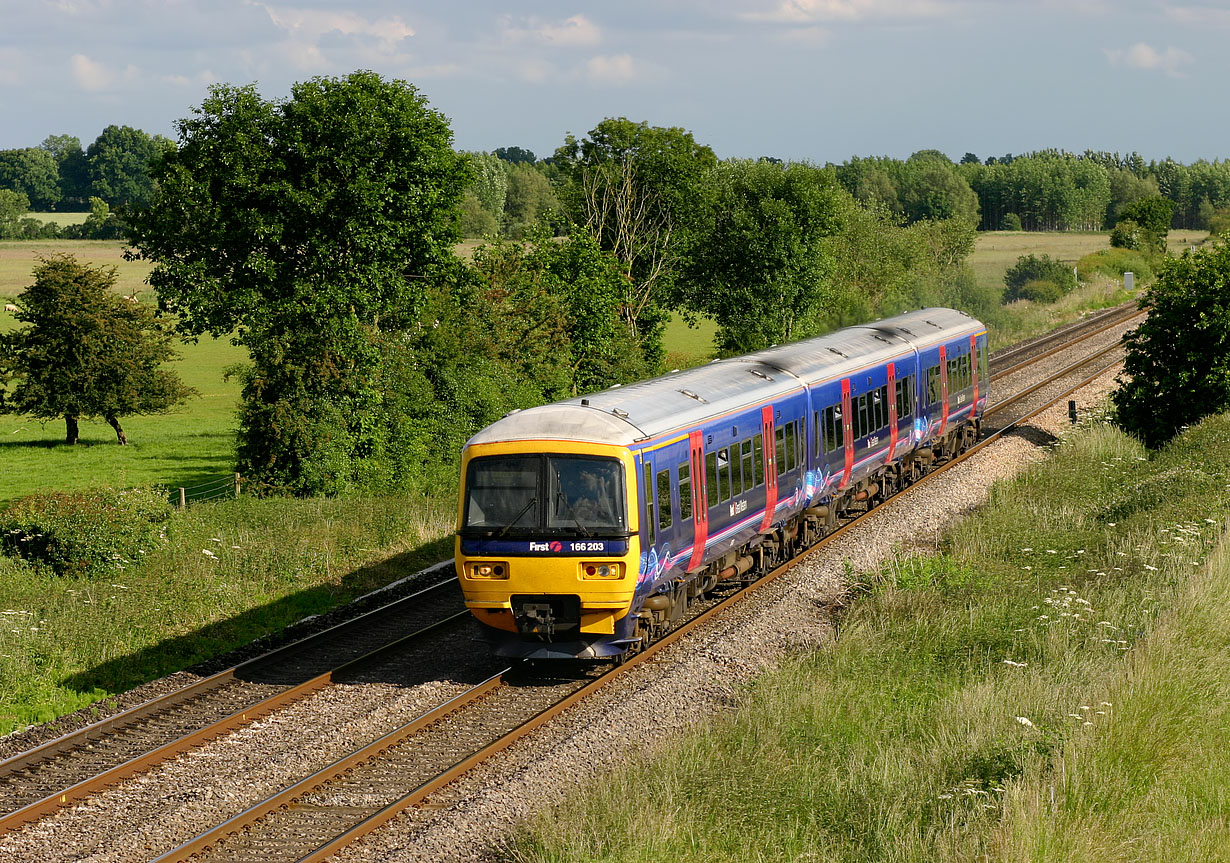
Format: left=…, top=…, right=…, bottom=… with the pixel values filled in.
left=456, top=308, right=988, bottom=659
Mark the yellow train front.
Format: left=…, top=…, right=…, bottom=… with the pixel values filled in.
left=455, top=405, right=643, bottom=660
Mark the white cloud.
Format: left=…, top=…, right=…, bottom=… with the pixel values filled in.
left=744, top=0, right=952, bottom=23
left=244, top=2, right=415, bottom=70
left=1105, top=42, right=1194, bottom=77
left=163, top=69, right=218, bottom=89
left=1165, top=5, right=1230, bottom=28
left=517, top=58, right=555, bottom=84
left=586, top=54, right=642, bottom=85
left=69, top=53, right=139, bottom=92
left=502, top=14, right=602, bottom=47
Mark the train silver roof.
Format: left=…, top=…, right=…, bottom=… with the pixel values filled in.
left=465, top=307, right=984, bottom=449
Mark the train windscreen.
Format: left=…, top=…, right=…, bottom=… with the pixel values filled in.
left=463, top=454, right=626, bottom=537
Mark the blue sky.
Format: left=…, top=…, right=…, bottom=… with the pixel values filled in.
left=2, top=1, right=1228, bottom=163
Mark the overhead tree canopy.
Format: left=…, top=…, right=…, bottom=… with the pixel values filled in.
left=126, top=71, right=471, bottom=494
left=0, top=254, right=193, bottom=445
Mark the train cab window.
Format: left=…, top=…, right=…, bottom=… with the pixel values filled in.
left=718, top=447, right=733, bottom=501
left=656, top=469, right=672, bottom=531
left=705, top=452, right=718, bottom=507
left=927, top=366, right=941, bottom=404
left=775, top=428, right=786, bottom=476
left=741, top=439, right=754, bottom=491
left=678, top=462, right=693, bottom=521
left=643, top=462, right=656, bottom=546
left=753, top=434, right=765, bottom=485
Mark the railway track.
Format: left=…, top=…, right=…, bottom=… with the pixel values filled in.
left=149, top=328, right=1132, bottom=863
left=0, top=308, right=1138, bottom=856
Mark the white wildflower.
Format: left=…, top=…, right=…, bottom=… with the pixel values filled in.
left=1016, top=716, right=1034, bottom=727
left=1003, top=659, right=1028, bottom=667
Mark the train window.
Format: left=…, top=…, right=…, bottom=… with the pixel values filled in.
left=753, top=434, right=765, bottom=486
left=896, top=377, right=914, bottom=418
left=813, top=411, right=820, bottom=457
left=927, top=366, right=940, bottom=404
left=784, top=423, right=795, bottom=471
left=738, top=440, right=747, bottom=494
left=678, top=462, right=692, bottom=521
left=643, top=462, right=655, bottom=546
left=731, top=443, right=744, bottom=496
left=854, top=395, right=866, bottom=439
left=825, top=405, right=843, bottom=452
left=963, top=354, right=972, bottom=389
left=775, top=428, right=786, bottom=476
left=657, top=469, right=672, bottom=531
left=978, top=344, right=987, bottom=383
left=717, top=447, right=732, bottom=501
left=871, top=388, right=882, bottom=431
left=706, top=451, right=718, bottom=507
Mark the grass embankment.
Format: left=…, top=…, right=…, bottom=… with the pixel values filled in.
left=506, top=413, right=1230, bottom=861
left=0, top=493, right=454, bottom=733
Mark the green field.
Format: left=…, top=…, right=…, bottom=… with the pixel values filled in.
left=0, top=240, right=152, bottom=299
left=23, top=212, right=90, bottom=228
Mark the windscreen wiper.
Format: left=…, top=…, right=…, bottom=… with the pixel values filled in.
left=498, top=497, right=537, bottom=537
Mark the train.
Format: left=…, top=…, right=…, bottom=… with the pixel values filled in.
left=455, top=307, right=988, bottom=660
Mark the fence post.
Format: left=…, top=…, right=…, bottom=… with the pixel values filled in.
left=234, top=473, right=241, bottom=499
left=178, top=487, right=186, bottom=509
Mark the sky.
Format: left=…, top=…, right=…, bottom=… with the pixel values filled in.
left=2, top=0, right=1228, bottom=164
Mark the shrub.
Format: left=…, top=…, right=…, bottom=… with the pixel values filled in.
left=0, top=487, right=173, bottom=576
left=1003, top=253, right=1076, bottom=303
left=1013, top=279, right=1066, bottom=303
left=1110, top=218, right=1156, bottom=253
left=1000, top=212, right=1022, bottom=231
left=1209, top=209, right=1230, bottom=237
left=1077, top=247, right=1154, bottom=285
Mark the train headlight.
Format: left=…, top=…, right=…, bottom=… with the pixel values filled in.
left=581, top=562, right=623, bottom=579
left=467, top=561, right=509, bottom=579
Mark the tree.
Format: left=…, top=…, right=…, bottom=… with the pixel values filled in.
left=0, top=189, right=30, bottom=238
left=495, top=146, right=536, bottom=165
left=41, top=134, right=91, bottom=208
left=0, top=148, right=62, bottom=210
left=1113, top=236, right=1230, bottom=447
left=683, top=160, right=846, bottom=354
left=126, top=72, right=470, bottom=494
left=504, top=163, right=560, bottom=236
left=554, top=118, right=718, bottom=366
left=1115, top=196, right=1174, bottom=253
left=0, top=255, right=192, bottom=444
left=87, top=125, right=174, bottom=208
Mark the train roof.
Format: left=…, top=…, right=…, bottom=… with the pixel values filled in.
left=465, top=308, right=984, bottom=449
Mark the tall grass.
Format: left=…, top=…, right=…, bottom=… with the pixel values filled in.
left=504, top=412, right=1230, bottom=862
left=0, top=493, right=454, bottom=734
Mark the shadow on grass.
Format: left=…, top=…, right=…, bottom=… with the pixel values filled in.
left=0, top=438, right=112, bottom=450
left=59, top=535, right=481, bottom=696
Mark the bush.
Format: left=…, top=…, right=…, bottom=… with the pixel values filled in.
left=1000, top=212, right=1022, bottom=231
left=1077, top=247, right=1154, bottom=285
left=1003, top=253, right=1076, bottom=303
left=1013, top=279, right=1066, bottom=303
left=1109, top=218, right=1157, bottom=253
left=0, top=487, right=173, bottom=576
left=1209, top=209, right=1230, bottom=237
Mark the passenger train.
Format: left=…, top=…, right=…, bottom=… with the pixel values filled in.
left=455, top=308, right=988, bottom=660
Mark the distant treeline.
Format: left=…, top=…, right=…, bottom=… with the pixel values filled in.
left=4, top=128, right=1230, bottom=241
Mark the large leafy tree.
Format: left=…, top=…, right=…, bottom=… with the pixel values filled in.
left=554, top=118, right=718, bottom=366
left=126, top=71, right=470, bottom=494
left=0, top=147, right=62, bottom=210
left=683, top=160, right=846, bottom=354
left=86, top=125, right=174, bottom=208
left=0, top=255, right=192, bottom=445
left=1113, top=235, right=1230, bottom=447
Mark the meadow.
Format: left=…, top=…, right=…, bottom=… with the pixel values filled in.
left=506, top=412, right=1230, bottom=862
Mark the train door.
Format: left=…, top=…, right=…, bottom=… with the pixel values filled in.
left=840, top=378, right=854, bottom=489
left=886, top=363, right=898, bottom=463
left=685, top=430, right=708, bottom=572
left=938, top=345, right=950, bottom=437
left=759, top=406, right=777, bottom=532
left=970, top=334, right=979, bottom=411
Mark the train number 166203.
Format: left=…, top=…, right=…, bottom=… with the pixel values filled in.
left=569, top=541, right=607, bottom=552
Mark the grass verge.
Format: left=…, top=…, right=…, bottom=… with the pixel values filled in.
left=503, top=411, right=1230, bottom=862
left=0, top=493, right=454, bottom=735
